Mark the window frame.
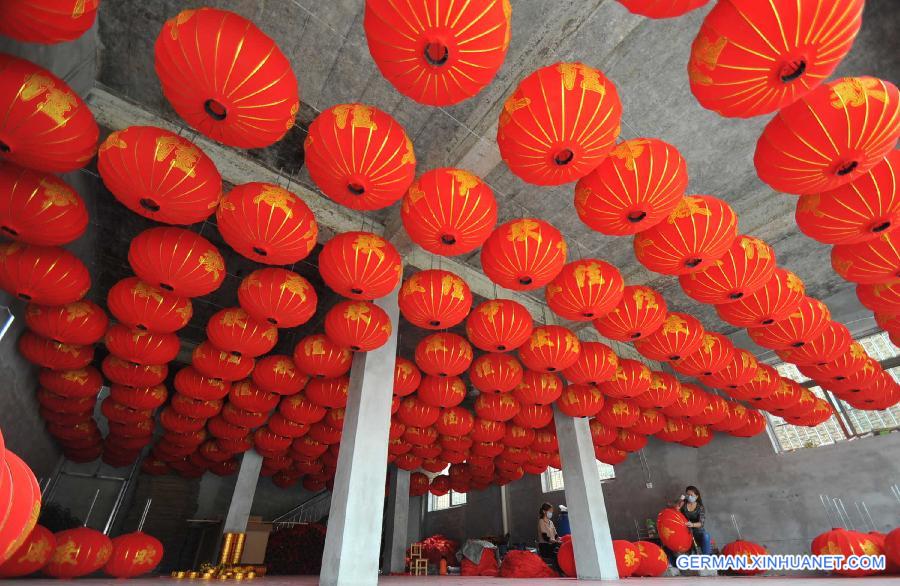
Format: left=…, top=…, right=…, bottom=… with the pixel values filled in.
left=540, top=461, right=616, bottom=493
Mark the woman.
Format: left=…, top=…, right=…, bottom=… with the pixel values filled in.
left=537, top=502, right=560, bottom=545
left=676, top=485, right=711, bottom=555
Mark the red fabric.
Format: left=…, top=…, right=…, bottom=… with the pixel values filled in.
left=499, top=550, right=557, bottom=578
left=460, top=548, right=499, bottom=577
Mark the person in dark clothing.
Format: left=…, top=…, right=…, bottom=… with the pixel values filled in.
left=677, top=485, right=711, bottom=555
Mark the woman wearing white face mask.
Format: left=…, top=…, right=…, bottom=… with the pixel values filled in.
left=677, top=485, right=711, bottom=555
left=537, top=502, right=560, bottom=545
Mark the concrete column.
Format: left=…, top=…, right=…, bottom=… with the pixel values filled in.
left=222, top=450, right=263, bottom=533
left=381, top=466, right=410, bottom=574
left=320, top=286, right=400, bottom=586
left=554, top=406, right=619, bottom=580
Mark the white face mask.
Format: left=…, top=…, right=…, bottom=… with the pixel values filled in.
left=687, top=495, right=698, bottom=503
left=547, top=512, right=553, bottom=519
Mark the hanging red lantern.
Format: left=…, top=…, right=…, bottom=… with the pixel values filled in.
left=513, top=371, right=563, bottom=405
left=475, top=393, right=520, bottom=422
left=0, top=0, right=99, bottom=44
left=503, top=425, right=535, bottom=449
left=546, top=259, right=624, bottom=321
left=0, top=524, right=55, bottom=578
left=154, top=8, right=298, bottom=149
left=104, top=324, right=179, bottom=365
left=558, top=384, right=605, bottom=418
left=404, top=425, right=438, bottom=447
left=216, top=182, right=318, bottom=265
left=128, top=227, right=224, bottom=297
left=441, top=433, right=474, bottom=452
left=471, top=418, right=506, bottom=443
left=36, top=388, right=95, bottom=414
left=169, top=394, right=222, bottom=419
left=415, top=333, right=473, bottom=377
left=575, top=138, right=688, bottom=235
left=435, top=407, right=474, bottom=438
left=518, top=325, right=581, bottom=373
left=39, top=367, right=102, bottom=399
left=418, top=376, right=466, bottom=408
left=43, top=527, right=111, bottom=579
left=429, top=475, right=451, bottom=496
left=101, top=398, right=154, bottom=425
left=221, top=403, right=269, bottom=429
left=752, top=378, right=803, bottom=413
left=159, top=407, right=206, bottom=434
left=173, top=366, right=230, bottom=401
left=318, top=232, right=402, bottom=300
left=0, top=451, right=40, bottom=566
left=393, top=357, right=421, bottom=397
left=268, top=413, right=309, bottom=439
left=0, top=54, right=98, bottom=172
left=657, top=508, right=692, bottom=553
left=672, top=333, right=734, bottom=377
left=466, top=299, right=533, bottom=352
left=825, top=358, right=883, bottom=394
left=747, top=296, right=830, bottom=350
left=715, top=268, right=805, bottom=328
left=593, top=285, right=667, bottom=341
left=728, top=362, right=779, bottom=400
left=497, top=63, right=622, bottom=186
left=401, top=168, right=498, bottom=256
left=25, top=301, right=107, bottom=346
left=595, top=446, right=628, bottom=466
left=206, top=308, right=277, bottom=358
left=229, top=380, right=280, bottom=413
left=612, top=429, right=648, bottom=453
left=480, top=218, right=567, bottom=290
left=796, top=151, right=900, bottom=245
left=293, top=334, right=352, bottom=379
left=470, top=353, right=523, bottom=394
left=755, top=77, right=900, bottom=195
left=617, top=1, right=708, bottom=18
left=596, top=398, right=640, bottom=428
left=254, top=427, right=291, bottom=453
left=661, top=384, right=709, bottom=418
left=513, top=403, right=553, bottom=429
left=598, top=359, right=652, bottom=399
left=729, top=409, right=767, bottom=437
left=532, top=428, right=559, bottom=453
left=857, top=280, right=900, bottom=314
left=684, top=394, right=729, bottom=426
left=18, top=330, right=92, bottom=370
left=396, top=396, right=440, bottom=428
left=109, top=384, right=167, bottom=411
left=0, top=243, right=89, bottom=305
left=680, top=236, right=776, bottom=304
left=634, top=313, right=705, bottom=362
left=629, top=408, right=667, bottom=436
left=398, top=270, right=472, bottom=330
left=97, top=125, right=221, bottom=224
left=689, top=0, right=863, bottom=118
left=845, top=373, right=900, bottom=411
left=107, top=277, right=192, bottom=334
left=0, top=163, right=88, bottom=245
left=279, top=393, right=326, bottom=425
left=799, top=342, right=868, bottom=383
left=634, top=195, right=739, bottom=275
left=305, top=377, right=350, bottom=410
left=832, top=230, right=900, bottom=284
left=776, top=321, right=851, bottom=366
left=192, top=342, right=254, bottom=381
left=633, top=372, right=680, bottom=409
left=237, top=272, right=316, bottom=331
left=711, top=401, right=750, bottom=432
left=679, top=424, right=714, bottom=448
left=253, top=355, right=308, bottom=396
left=562, top=341, right=618, bottom=386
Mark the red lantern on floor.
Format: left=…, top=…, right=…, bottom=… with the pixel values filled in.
left=0, top=163, right=88, bottom=245
left=97, top=125, right=221, bottom=224
left=672, top=333, right=734, bottom=377
left=394, top=358, right=421, bottom=397
left=399, top=269, right=472, bottom=330
left=634, top=372, right=680, bottom=409
left=0, top=0, right=99, bottom=44
left=18, top=331, right=92, bottom=370
left=811, top=528, right=883, bottom=577
left=657, top=509, right=692, bottom=553
left=546, top=259, right=624, bottom=321
left=729, top=362, right=779, bottom=400
left=128, top=227, right=224, bottom=297
left=719, top=540, right=767, bottom=575
left=293, top=334, right=352, bottom=379
left=401, top=168, right=498, bottom=255
left=324, top=300, right=392, bottom=352
left=475, top=393, right=520, bottom=422
left=279, top=393, right=326, bottom=425
left=105, top=324, right=180, bottom=365
left=319, top=232, right=401, bottom=300
left=25, top=301, right=107, bottom=346
left=103, top=531, right=163, bottom=579
left=466, top=299, right=534, bottom=352
left=44, top=527, right=111, bottom=579
left=689, top=0, right=863, bottom=118
left=796, top=151, right=900, bottom=245
left=0, top=524, right=55, bottom=577
left=634, top=313, right=705, bottom=362
left=857, top=280, right=900, bottom=314
left=680, top=236, right=776, bottom=304
left=634, top=195, right=739, bottom=275
left=593, top=285, right=667, bottom=341
left=558, top=384, right=605, bottom=418
left=436, top=407, right=474, bottom=438
left=776, top=321, right=851, bottom=366
left=418, top=376, right=466, bottom=408
left=470, top=353, right=523, bottom=394
left=39, top=367, right=102, bottom=399
left=481, top=218, right=567, bottom=290
left=305, top=377, right=350, bottom=410
left=598, top=359, right=652, bottom=399
left=513, top=371, right=563, bottom=406
left=832, top=230, right=900, bottom=284
left=0, top=243, right=89, bottom=305
left=755, top=77, right=900, bottom=195
left=0, top=54, right=98, bottom=172
left=154, top=8, right=298, bottom=149
left=192, top=342, right=254, bottom=382
left=253, top=355, right=308, bottom=396
left=575, top=138, right=688, bottom=235
left=748, top=297, right=830, bottom=350
left=562, top=341, right=618, bottom=386
left=633, top=540, right=669, bottom=577
left=415, top=333, right=473, bottom=377
left=715, top=268, right=806, bottom=328
left=397, top=396, right=440, bottom=428
left=617, top=1, right=708, bottom=18
left=497, top=63, right=622, bottom=186
left=107, top=277, right=192, bottom=334
left=596, top=398, right=640, bottom=428
left=518, top=326, right=581, bottom=373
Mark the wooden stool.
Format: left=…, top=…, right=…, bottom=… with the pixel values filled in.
left=409, top=543, right=423, bottom=558
left=411, top=557, right=428, bottom=576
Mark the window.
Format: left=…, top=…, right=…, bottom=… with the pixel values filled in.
left=428, top=490, right=466, bottom=512
left=541, top=462, right=615, bottom=492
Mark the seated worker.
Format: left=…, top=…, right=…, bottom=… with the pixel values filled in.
left=537, top=502, right=561, bottom=566
left=676, top=485, right=712, bottom=555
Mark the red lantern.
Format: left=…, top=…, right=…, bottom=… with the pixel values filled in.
left=546, top=259, right=624, bottom=321
left=471, top=418, right=506, bottom=443
left=44, top=527, right=111, bottom=579
left=104, top=324, right=179, bottom=365
left=633, top=372, right=680, bottom=409
left=684, top=394, right=729, bottom=426
left=429, top=475, right=451, bottom=496
left=689, top=0, right=863, bottom=118
left=593, top=285, right=667, bottom=341
left=39, top=367, right=102, bottom=399
left=293, top=334, right=352, bottom=379
left=679, top=424, right=714, bottom=448
left=102, top=532, right=163, bottom=579
left=0, top=524, right=55, bottom=577
left=470, top=353, right=523, bottom=394
left=715, top=268, right=805, bottom=328
left=25, top=301, right=107, bottom=346
left=811, top=528, right=883, bottom=577
left=435, top=407, right=474, bottom=437
left=857, top=280, right=900, bottom=314
left=617, top=1, right=708, bottom=18
left=397, top=396, right=440, bottom=428
left=776, top=321, right=851, bottom=366
left=404, top=426, right=438, bottom=447
left=596, top=398, right=640, bottom=428
left=155, top=8, right=298, bottom=148
left=480, top=218, right=567, bottom=290
left=729, top=409, right=767, bottom=437
left=399, top=270, right=472, bottom=330
left=575, top=138, right=688, bottom=235
left=799, top=342, right=868, bottom=383
left=229, top=380, right=280, bottom=413
left=325, top=300, right=393, bottom=353
left=558, top=384, right=605, bottom=418
left=268, top=413, right=309, bottom=439
left=205, top=308, right=277, bottom=358
left=319, top=232, right=401, bottom=299
left=235, top=273, right=316, bottom=332
left=0, top=54, right=98, bottom=172
left=216, top=182, right=318, bottom=265
left=672, top=333, right=734, bottom=377
left=393, top=357, right=422, bottom=397
left=513, top=371, right=563, bottom=406
left=0, top=451, right=40, bottom=565
left=221, top=403, right=269, bottom=429
left=661, top=384, right=709, bottom=418
left=0, top=163, right=88, bottom=245
left=0, top=0, right=99, bottom=44
left=518, top=325, right=581, bottom=373
left=503, top=425, right=535, bottom=449
left=657, top=508, right=692, bottom=552
left=680, top=236, right=776, bottom=304
left=711, top=402, right=751, bottom=432
left=832, top=230, right=900, bottom=284
left=796, top=151, right=900, bottom=245
left=629, top=408, right=667, bottom=436
left=409, top=472, right=430, bottom=496
left=613, top=429, right=648, bottom=453
left=101, top=399, right=154, bottom=425
left=752, top=378, right=804, bottom=414
left=18, top=330, right=92, bottom=370
left=253, top=355, right=308, bottom=396
left=36, top=388, right=95, bottom=414
left=634, top=313, right=705, bottom=362
left=595, top=446, right=628, bottom=466
left=513, top=404, right=553, bottom=429
left=418, top=376, right=466, bottom=408
left=279, top=393, right=327, bottom=425
left=97, top=125, right=221, bottom=224
left=173, top=366, right=230, bottom=401
left=128, top=227, right=224, bottom=297
left=401, top=168, right=498, bottom=256
left=755, top=77, right=900, bottom=195
left=634, top=195, right=739, bottom=275
left=305, top=377, right=350, bottom=410
left=497, top=63, right=622, bottom=186
left=0, top=243, right=89, bottom=305
left=747, top=297, right=830, bottom=350
left=107, top=277, right=192, bottom=334
left=633, top=540, right=669, bottom=577
left=562, top=341, right=618, bottom=386
left=728, top=362, right=778, bottom=400
left=598, top=359, right=652, bottom=399
left=465, top=299, right=533, bottom=352
left=475, top=393, right=520, bottom=422
left=109, top=385, right=166, bottom=412
left=415, top=333, right=473, bottom=377
left=192, top=342, right=254, bottom=381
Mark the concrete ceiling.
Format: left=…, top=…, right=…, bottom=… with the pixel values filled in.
left=93, top=0, right=900, bottom=360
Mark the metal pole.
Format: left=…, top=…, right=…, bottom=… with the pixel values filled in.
left=138, top=499, right=153, bottom=532
left=854, top=503, right=871, bottom=531
left=730, top=514, right=742, bottom=540
left=835, top=499, right=854, bottom=530
left=891, top=485, right=900, bottom=506
left=103, top=459, right=139, bottom=535
left=83, top=489, right=101, bottom=527
left=860, top=502, right=877, bottom=532
left=820, top=494, right=837, bottom=527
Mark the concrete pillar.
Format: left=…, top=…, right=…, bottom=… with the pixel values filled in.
left=320, top=286, right=400, bottom=586
left=553, top=406, right=619, bottom=580
left=381, top=466, right=410, bottom=574
left=222, top=451, right=263, bottom=533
